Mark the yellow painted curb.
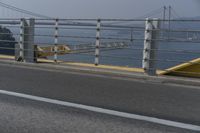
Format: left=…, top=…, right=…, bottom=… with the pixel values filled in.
left=0, top=55, right=15, bottom=60
left=159, top=58, right=200, bottom=77
left=0, top=55, right=198, bottom=78
left=64, top=62, right=144, bottom=73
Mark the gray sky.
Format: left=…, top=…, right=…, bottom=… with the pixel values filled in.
left=0, top=0, right=199, bottom=18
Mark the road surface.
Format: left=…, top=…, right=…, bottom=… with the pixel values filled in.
left=0, top=63, right=199, bottom=132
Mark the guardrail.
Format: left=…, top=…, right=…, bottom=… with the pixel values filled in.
left=0, top=18, right=199, bottom=77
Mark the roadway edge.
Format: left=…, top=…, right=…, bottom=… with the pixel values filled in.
left=0, top=59, right=199, bottom=87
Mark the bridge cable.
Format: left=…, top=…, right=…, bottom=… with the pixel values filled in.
left=0, top=1, right=51, bottom=18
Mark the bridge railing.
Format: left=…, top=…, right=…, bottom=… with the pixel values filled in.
left=0, top=18, right=199, bottom=77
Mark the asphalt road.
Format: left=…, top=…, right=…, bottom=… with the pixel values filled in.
left=0, top=94, right=197, bottom=133
left=0, top=63, right=199, bottom=130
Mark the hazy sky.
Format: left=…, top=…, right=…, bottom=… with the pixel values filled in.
left=0, top=0, right=200, bottom=18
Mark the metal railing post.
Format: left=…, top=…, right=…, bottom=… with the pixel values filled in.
left=143, top=18, right=160, bottom=76
left=19, top=18, right=25, bottom=61
left=24, top=18, right=35, bottom=63
left=54, top=19, right=59, bottom=63
left=95, top=19, right=101, bottom=66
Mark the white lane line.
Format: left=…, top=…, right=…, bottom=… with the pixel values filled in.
left=0, top=90, right=200, bottom=131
